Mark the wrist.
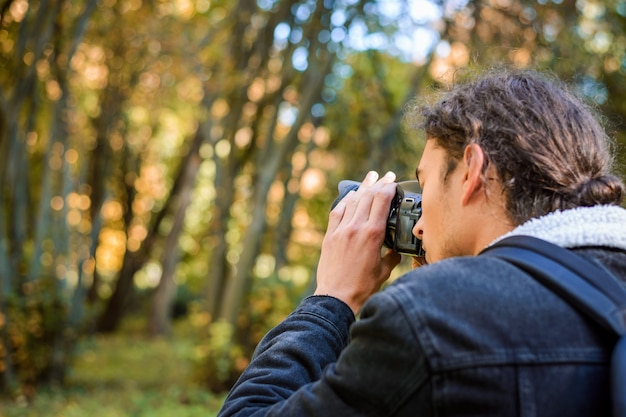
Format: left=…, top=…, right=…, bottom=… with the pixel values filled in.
left=313, top=288, right=365, bottom=315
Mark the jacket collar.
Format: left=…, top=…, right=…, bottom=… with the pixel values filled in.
left=489, top=205, right=626, bottom=251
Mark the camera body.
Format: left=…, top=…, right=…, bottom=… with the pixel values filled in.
left=332, top=180, right=425, bottom=257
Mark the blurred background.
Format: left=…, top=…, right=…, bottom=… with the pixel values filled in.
left=0, top=0, right=625, bottom=415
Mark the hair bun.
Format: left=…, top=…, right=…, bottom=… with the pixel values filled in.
left=576, top=174, right=624, bottom=206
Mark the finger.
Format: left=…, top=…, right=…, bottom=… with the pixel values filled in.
left=368, top=172, right=397, bottom=221
left=412, top=256, right=428, bottom=269
left=343, top=171, right=379, bottom=222
left=327, top=192, right=350, bottom=232
left=381, top=249, right=402, bottom=276
left=340, top=188, right=361, bottom=223
left=380, top=171, right=396, bottom=184
left=361, top=171, right=379, bottom=187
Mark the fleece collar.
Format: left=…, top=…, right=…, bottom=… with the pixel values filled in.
left=489, top=205, right=626, bottom=251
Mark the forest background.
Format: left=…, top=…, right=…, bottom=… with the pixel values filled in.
left=0, top=0, right=625, bottom=415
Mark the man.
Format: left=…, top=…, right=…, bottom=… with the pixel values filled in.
left=218, top=70, right=626, bottom=416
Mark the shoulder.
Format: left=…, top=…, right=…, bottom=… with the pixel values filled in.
left=362, top=254, right=611, bottom=368
left=382, top=255, right=521, bottom=310
left=359, top=255, right=525, bottom=344
left=377, top=254, right=575, bottom=325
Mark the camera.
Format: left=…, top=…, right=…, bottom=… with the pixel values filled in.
left=331, top=180, right=425, bottom=257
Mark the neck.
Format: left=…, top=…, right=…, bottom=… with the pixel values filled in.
left=466, top=187, right=515, bottom=256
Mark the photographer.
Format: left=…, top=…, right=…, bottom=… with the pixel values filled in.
left=218, top=69, right=626, bottom=416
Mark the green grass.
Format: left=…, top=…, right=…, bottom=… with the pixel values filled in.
left=0, top=318, right=226, bottom=417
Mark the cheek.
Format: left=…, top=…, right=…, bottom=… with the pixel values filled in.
left=418, top=190, right=444, bottom=256
left=420, top=190, right=436, bottom=227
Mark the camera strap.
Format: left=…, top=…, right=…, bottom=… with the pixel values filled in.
left=480, top=235, right=626, bottom=417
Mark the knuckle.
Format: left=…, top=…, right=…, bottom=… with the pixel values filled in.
left=342, top=223, right=360, bottom=239
left=362, top=221, right=383, bottom=239
left=329, top=208, right=343, bottom=220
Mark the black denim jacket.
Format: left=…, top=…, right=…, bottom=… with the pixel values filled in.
left=218, top=245, right=626, bottom=417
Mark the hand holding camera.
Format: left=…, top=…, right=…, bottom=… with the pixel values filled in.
left=331, top=177, right=424, bottom=257
left=314, top=171, right=403, bottom=314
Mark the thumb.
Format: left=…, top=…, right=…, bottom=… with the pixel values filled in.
left=381, top=249, right=402, bottom=277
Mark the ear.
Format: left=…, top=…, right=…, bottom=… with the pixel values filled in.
left=460, top=143, right=485, bottom=206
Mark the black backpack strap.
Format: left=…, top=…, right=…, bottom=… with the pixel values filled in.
left=480, top=235, right=626, bottom=416
left=615, top=337, right=626, bottom=417
left=481, top=235, right=626, bottom=334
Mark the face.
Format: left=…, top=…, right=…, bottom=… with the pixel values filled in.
left=413, top=139, right=465, bottom=263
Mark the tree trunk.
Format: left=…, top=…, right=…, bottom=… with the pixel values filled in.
left=274, top=130, right=318, bottom=271
left=204, top=194, right=232, bottom=318
left=96, top=250, right=142, bottom=332
left=218, top=56, right=331, bottom=326
left=147, top=248, right=180, bottom=336
left=148, top=130, right=204, bottom=336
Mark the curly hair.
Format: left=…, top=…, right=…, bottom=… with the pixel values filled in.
left=408, top=69, right=624, bottom=225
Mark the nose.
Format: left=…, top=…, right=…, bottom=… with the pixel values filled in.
left=413, top=217, right=424, bottom=241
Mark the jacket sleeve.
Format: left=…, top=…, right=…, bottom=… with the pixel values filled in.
left=217, top=287, right=430, bottom=417
left=217, top=295, right=355, bottom=417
